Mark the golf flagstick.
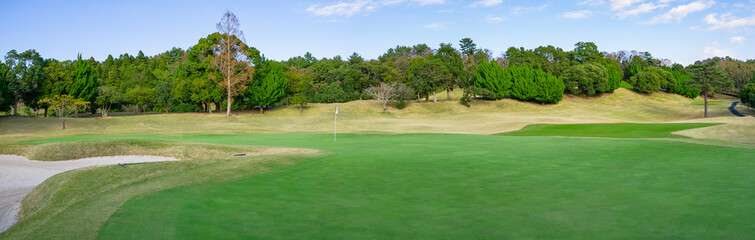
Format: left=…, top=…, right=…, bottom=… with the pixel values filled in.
left=334, top=105, right=338, bottom=142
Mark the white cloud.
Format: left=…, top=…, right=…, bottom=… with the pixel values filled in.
left=616, top=2, right=666, bottom=18
left=730, top=36, right=746, bottom=43
left=563, top=10, right=593, bottom=19
left=306, top=1, right=375, bottom=16
left=413, top=0, right=444, bottom=5
left=471, top=0, right=502, bottom=7
left=513, top=4, right=549, bottom=14
left=705, top=13, right=755, bottom=30
left=424, top=23, right=444, bottom=29
left=486, top=15, right=506, bottom=23
left=658, top=0, right=678, bottom=3
left=580, top=0, right=605, bottom=6
left=702, top=43, right=735, bottom=58
left=609, top=0, right=644, bottom=11
left=306, top=0, right=445, bottom=17
left=648, top=0, right=715, bottom=24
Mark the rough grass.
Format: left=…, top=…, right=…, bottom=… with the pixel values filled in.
left=27, top=133, right=748, bottom=240
left=0, top=139, right=287, bottom=161
left=498, top=123, right=720, bottom=138
left=1, top=89, right=748, bottom=144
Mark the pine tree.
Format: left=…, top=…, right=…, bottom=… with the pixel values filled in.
left=688, top=61, right=733, bottom=117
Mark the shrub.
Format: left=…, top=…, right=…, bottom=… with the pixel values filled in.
left=509, top=65, right=564, bottom=103
left=628, top=66, right=671, bottom=94
left=474, top=60, right=510, bottom=99
left=172, top=103, right=200, bottom=112
left=396, top=100, right=407, bottom=109
left=563, top=62, right=609, bottom=95
left=740, top=82, right=755, bottom=108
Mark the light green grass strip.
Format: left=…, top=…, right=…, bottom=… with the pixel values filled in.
left=497, top=123, right=720, bottom=138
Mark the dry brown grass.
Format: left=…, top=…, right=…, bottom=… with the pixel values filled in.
left=1, top=88, right=752, bottom=145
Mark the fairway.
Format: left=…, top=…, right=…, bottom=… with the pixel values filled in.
left=498, top=123, right=721, bottom=138
left=63, top=133, right=752, bottom=239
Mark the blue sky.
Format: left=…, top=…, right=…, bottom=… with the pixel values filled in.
left=1, top=0, right=753, bottom=65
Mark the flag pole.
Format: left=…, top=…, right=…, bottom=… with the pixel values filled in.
left=334, top=105, right=337, bottom=142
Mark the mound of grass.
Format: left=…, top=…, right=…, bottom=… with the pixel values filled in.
left=498, top=123, right=720, bottom=138
left=0, top=139, right=274, bottom=161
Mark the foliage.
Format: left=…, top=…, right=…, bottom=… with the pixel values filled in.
left=172, top=103, right=200, bottom=112
left=688, top=60, right=733, bottom=117
left=409, top=58, right=449, bottom=102
left=572, top=42, right=601, bottom=63
left=38, top=95, right=88, bottom=129
left=739, top=82, right=755, bottom=108
left=563, top=62, right=610, bottom=95
left=95, top=86, right=125, bottom=117
left=5, top=49, right=45, bottom=114
left=666, top=68, right=701, bottom=98
left=69, top=54, right=99, bottom=110
left=628, top=66, right=673, bottom=94
left=0, top=62, right=12, bottom=112
left=244, top=60, right=289, bottom=113
left=508, top=65, right=564, bottom=103
left=474, top=60, right=510, bottom=99
left=312, top=83, right=350, bottom=103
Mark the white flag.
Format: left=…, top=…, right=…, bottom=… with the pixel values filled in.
left=335, top=105, right=338, bottom=114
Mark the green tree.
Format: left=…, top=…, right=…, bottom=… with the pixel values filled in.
left=474, top=60, right=510, bottom=99
left=125, top=85, right=154, bottom=114
left=572, top=42, right=601, bottom=63
left=688, top=61, right=734, bottom=117
left=409, top=59, right=449, bottom=103
left=0, top=62, right=12, bottom=112
left=739, top=82, right=755, bottom=108
left=459, top=38, right=477, bottom=56
left=628, top=66, right=672, bottom=94
left=245, top=60, right=289, bottom=113
left=508, top=65, right=564, bottom=103
left=95, top=86, right=124, bottom=117
left=5, top=49, right=45, bottom=115
left=69, top=54, right=99, bottom=112
left=563, top=62, right=609, bottom=95
left=39, top=95, right=88, bottom=129
left=435, top=43, right=464, bottom=99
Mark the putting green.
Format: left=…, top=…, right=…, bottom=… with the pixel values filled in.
left=86, top=133, right=754, bottom=239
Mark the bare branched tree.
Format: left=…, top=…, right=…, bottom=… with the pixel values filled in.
left=214, top=10, right=252, bottom=119
left=365, top=82, right=397, bottom=112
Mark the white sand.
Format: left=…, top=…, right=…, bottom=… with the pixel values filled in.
left=0, top=155, right=177, bottom=233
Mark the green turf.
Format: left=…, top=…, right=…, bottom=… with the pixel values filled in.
left=497, top=123, right=720, bottom=138
left=78, top=133, right=755, bottom=239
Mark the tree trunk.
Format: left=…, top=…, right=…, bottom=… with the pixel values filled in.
left=299, top=105, right=303, bottom=114
left=136, top=104, right=140, bottom=115
left=433, top=92, right=437, bottom=103
left=62, top=118, right=66, bottom=129
left=417, top=93, right=420, bottom=101
left=208, top=102, right=213, bottom=114
left=259, top=107, right=264, bottom=114
left=382, top=101, right=387, bottom=112
left=703, top=93, right=708, bottom=118
left=447, top=89, right=451, bottom=100
left=13, top=102, right=18, bottom=115
left=74, top=108, right=79, bottom=118
left=44, top=107, right=48, bottom=117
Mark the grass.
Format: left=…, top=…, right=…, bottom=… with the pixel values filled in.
left=2, top=88, right=748, bottom=144
left=0, top=139, right=318, bottom=240
left=1, top=131, right=753, bottom=239
left=498, top=123, right=720, bottom=138
left=0, top=139, right=289, bottom=161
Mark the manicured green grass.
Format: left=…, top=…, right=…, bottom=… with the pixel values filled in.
left=57, top=133, right=752, bottom=239
left=498, top=123, right=720, bottom=138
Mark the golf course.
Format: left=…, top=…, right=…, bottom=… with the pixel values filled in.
left=1, top=89, right=753, bottom=239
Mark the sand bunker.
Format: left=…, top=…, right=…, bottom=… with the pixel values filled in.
left=0, top=155, right=177, bottom=233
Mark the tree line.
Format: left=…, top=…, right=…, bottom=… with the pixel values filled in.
left=1, top=11, right=753, bottom=119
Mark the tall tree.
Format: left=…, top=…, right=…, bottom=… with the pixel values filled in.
left=0, top=62, right=13, bottom=112
left=4, top=49, right=45, bottom=115
left=459, top=38, right=477, bottom=56
left=214, top=10, right=253, bottom=119
left=688, top=61, right=733, bottom=117
left=245, top=60, right=289, bottom=113
left=435, top=43, right=464, bottom=99
left=69, top=54, right=99, bottom=113
left=572, top=42, right=601, bottom=63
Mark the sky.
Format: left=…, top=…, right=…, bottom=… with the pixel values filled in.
left=1, top=0, right=753, bottom=65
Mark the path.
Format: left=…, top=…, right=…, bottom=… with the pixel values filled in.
left=0, top=155, right=177, bottom=233
left=728, top=101, right=746, bottom=117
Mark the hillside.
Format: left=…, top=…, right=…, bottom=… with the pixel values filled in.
left=1, top=89, right=752, bottom=145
